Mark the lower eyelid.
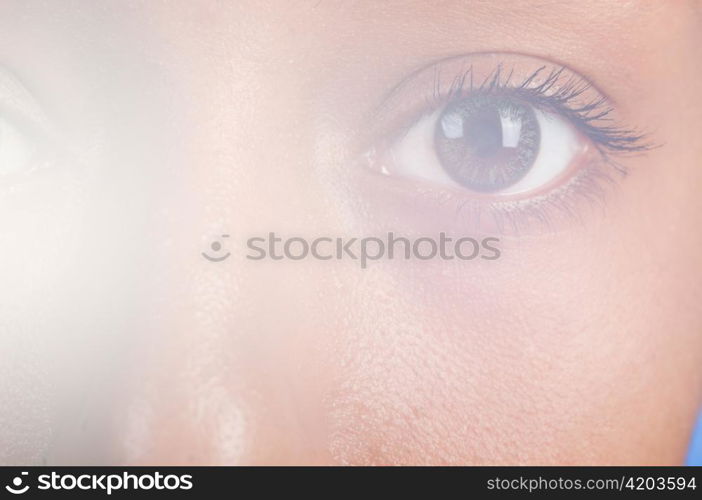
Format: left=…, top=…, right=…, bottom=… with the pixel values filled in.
left=355, top=135, right=620, bottom=236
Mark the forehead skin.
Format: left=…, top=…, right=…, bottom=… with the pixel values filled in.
left=0, top=0, right=700, bottom=465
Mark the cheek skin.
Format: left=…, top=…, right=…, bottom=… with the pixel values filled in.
left=324, top=202, right=702, bottom=465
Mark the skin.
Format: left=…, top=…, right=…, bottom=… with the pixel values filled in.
left=0, top=0, right=700, bottom=465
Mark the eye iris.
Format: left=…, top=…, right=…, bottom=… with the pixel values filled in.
left=434, top=96, right=540, bottom=192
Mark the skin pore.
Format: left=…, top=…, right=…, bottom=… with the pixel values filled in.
left=0, top=1, right=701, bottom=465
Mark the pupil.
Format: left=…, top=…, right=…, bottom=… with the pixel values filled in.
left=463, top=108, right=502, bottom=158
left=435, top=96, right=540, bottom=192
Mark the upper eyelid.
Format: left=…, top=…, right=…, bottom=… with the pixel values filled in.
left=375, top=51, right=616, bottom=113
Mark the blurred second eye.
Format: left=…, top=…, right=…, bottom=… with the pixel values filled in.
left=377, top=94, right=585, bottom=197
left=0, top=115, right=39, bottom=177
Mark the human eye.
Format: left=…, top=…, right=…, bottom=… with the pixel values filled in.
left=358, top=53, right=653, bottom=233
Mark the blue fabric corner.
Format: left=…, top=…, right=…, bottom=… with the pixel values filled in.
left=686, top=409, right=702, bottom=466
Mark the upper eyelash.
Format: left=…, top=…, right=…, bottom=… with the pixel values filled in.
left=434, top=63, right=654, bottom=159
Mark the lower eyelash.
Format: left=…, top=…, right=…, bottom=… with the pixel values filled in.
left=486, top=160, right=618, bottom=234
left=403, top=154, right=621, bottom=235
